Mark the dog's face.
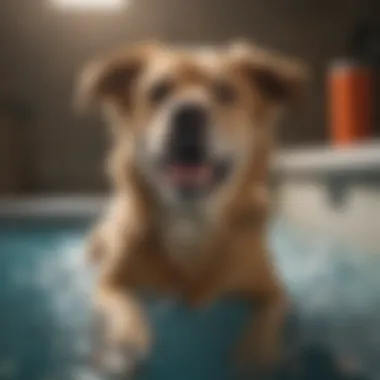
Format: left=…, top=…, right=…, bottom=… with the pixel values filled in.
left=78, top=42, right=306, bottom=206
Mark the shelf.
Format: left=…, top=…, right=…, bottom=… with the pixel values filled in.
left=274, top=141, right=380, bottom=177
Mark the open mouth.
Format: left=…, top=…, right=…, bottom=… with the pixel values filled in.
left=160, top=159, right=232, bottom=198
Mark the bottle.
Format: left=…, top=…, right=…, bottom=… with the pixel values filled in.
left=328, top=60, right=372, bottom=146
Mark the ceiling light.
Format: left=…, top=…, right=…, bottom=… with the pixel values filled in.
left=51, top=0, right=126, bottom=10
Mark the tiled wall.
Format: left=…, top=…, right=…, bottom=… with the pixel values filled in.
left=0, top=0, right=379, bottom=192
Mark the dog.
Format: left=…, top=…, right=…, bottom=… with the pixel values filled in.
left=77, top=40, right=307, bottom=377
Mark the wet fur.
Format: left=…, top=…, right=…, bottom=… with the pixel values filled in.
left=79, top=41, right=307, bottom=371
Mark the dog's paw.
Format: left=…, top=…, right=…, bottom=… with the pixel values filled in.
left=95, top=343, right=148, bottom=380
left=103, top=345, right=142, bottom=378
left=255, top=345, right=281, bottom=369
left=235, top=352, right=281, bottom=380
left=236, top=366, right=277, bottom=380
left=235, top=338, right=281, bottom=379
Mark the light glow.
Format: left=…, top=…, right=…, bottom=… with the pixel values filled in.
left=51, top=0, right=126, bottom=10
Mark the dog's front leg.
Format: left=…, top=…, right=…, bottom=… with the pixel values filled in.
left=95, top=278, right=151, bottom=377
left=92, top=230, right=152, bottom=378
left=239, top=282, right=287, bottom=368
left=233, top=236, right=287, bottom=373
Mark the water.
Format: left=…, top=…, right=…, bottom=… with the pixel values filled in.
left=0, top=217, right=378, bottom=380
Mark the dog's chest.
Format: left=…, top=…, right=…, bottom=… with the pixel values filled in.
left=159, top=209, right=210, bottom=257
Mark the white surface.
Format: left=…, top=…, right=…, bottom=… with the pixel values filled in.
left=274, top=141, right=380, bottom=175
left=277, top=181, right=380, bottom=252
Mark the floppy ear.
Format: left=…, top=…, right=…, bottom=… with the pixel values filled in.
left=229, top=41, right=309, bottom=106
left=75, top=43, right=159, bottom=113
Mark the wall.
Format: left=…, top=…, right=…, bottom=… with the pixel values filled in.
left=0, top=0, right=379, bottom=193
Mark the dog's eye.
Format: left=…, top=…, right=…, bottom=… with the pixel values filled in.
left=213, top=81, right=238, bottom=105
left=148, top=80, right=172, bottom=105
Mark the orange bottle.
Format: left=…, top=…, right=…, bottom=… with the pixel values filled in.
left=328, top=60, right=372, bottom=146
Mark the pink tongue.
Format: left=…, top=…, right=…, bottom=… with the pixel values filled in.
left=168, top=165, right=212, bottom=187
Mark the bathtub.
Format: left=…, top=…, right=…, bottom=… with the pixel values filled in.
left=0, top=196, right=376, bottom=380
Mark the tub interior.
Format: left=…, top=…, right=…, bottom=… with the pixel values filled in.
left=0, top=216, right=377, bottom=380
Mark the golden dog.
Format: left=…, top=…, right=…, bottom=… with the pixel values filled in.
left=77, top=41, right=307, bottom=376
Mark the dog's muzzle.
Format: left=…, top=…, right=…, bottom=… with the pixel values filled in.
left=167, top=103, right=208, bottom=165
left=159, top=102, right=232, bottom=201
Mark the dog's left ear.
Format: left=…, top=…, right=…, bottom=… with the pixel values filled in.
left=229, top=41, right=309, bottom=107
left=75, top=42, right=159, bottom=113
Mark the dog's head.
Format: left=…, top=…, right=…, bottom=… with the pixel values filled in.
left=78, top=41, right=307, bottom=207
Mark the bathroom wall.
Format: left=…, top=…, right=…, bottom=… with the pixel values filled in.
left=0, top=0, right=379, bottom=193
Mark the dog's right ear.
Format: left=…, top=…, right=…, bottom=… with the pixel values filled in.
left=228, top=40, right=309, bottom=108
left=75, top=42, right=159, bottom=113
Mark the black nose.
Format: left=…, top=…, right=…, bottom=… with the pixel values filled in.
left=168, top=104, right=208, bottom=165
